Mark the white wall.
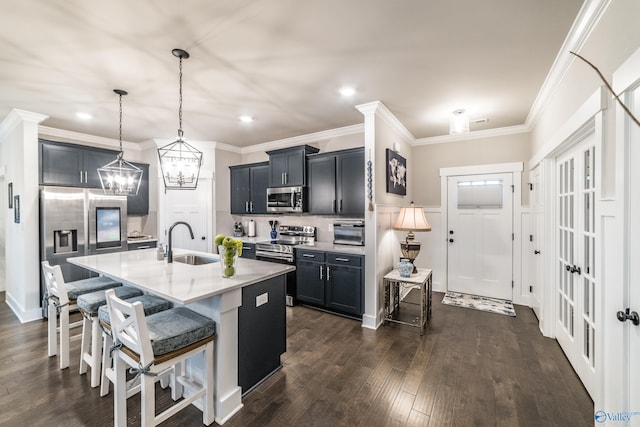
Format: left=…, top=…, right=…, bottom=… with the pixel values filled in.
left=0, top=110, right=47, bottom=322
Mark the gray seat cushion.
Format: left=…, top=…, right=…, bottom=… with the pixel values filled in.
left=77, top=286, right=143, bottom=315
left=98, top=294, right=173, bottom=325
left=145, top=307, right=216, bottom=356
left=66, top=277, right=122, bottom=300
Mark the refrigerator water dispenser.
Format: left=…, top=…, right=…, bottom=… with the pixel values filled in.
left=54, top=229, right=77, bottom=254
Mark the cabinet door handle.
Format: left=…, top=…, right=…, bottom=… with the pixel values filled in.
left=80, top=171, right=84, bottom=183
left=250, top=201, right=253, bottom=212
left=284, top=172, right=287, bottom=184
left=327, top=266, right=331, bottom=281
left=320, top=265, right=324, bottom=280
left=281, top=172, right=285, bottom=185
left=339, top=200, right=343, bottom=212
left=84, top=170, right=87, bottom=183
left=332, top=200, right=336, bottom=213
left=245, top=201, right=249, bottom=212
left=335, top=257, right=350, bottom=262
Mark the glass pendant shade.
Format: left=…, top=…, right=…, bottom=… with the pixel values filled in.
left=158, top=48, right=202, bottom=190
left=450, top=109, right=470, bottom=135
left=98, top=89, right=142, bottom=195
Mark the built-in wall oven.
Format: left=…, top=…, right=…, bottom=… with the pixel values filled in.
left=255, top=225, right=316, bottom=306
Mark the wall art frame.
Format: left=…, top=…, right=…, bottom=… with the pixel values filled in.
left=386, top=148, right=407, bottom=195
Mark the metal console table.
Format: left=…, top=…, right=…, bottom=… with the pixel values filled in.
left=383, top=268, right=432, bottom=335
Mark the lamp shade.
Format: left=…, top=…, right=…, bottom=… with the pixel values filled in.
left=393, top=202, right=431, bottom=232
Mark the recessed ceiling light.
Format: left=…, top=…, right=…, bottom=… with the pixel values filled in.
left=239, top=115, right=254, bottom=123
left=339, top=86, right=356, bottom=97
left=76, top=112, right=92, bottom=120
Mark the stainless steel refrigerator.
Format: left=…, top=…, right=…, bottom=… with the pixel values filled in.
left=39, top=186, right=128, bottom=313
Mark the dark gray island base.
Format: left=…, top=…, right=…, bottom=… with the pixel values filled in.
left=238, top=275, right=286, bottom=394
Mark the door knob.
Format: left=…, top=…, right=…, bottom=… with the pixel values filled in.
left=616, top=308, right=640, bottom=326
left=534, top=250, right=540, bottom=254
left=201, top=236, right=206, bottom=240
left=449, top=238, right=454, bottom=243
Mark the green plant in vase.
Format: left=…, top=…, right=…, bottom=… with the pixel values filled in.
left=214, top=234, right=243, bottom=277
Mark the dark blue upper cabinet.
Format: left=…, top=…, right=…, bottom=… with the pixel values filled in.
left=266, top=145, right=319, bottom=188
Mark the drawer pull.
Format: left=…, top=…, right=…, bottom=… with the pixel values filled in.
left=135, top=245, right=151, bottom=249
left=302, top=253, right=316, bottom=258
left=335, top=257, right=350, bottom=262
left=242, top=246, right=251, bottom=250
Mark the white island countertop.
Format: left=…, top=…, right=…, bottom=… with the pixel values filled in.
left=68, top=248, right=295, bottom=305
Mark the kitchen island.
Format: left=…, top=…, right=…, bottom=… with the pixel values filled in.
left=69, top=248, right=294, bottom=425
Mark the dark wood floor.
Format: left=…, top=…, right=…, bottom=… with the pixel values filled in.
left=0, top=291, right=593, bottom=426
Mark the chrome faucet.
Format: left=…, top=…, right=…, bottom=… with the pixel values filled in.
left=167, top=221, right=195, bottom=263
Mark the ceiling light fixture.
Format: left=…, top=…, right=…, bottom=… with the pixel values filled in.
left=449, top=109, right=470, bottom=135
left=239, top=115, right=254, bottom=123
left=97, top=89, right=143, bottom=195
left=157, top=48, right=203, bottom=190
left=339, top=86, right=356, bottom=97
left=76, top=112, right=92, bottom=120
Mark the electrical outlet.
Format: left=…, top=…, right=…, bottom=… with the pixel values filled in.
left=256, top=292, right=268, bottom=307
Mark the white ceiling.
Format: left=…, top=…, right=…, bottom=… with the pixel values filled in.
left=0, top=0, right=584, bottom=147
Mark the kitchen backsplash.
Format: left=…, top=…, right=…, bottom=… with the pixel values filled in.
left=230, top=215, right=363, bottom=243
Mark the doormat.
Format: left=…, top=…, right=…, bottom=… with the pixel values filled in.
left=442, top=291, right=516, bottom=317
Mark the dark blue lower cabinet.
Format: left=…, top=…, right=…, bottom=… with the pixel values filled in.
left=238, top=275, right=286, bottom=394
left=295, top=249, right=363, bottom=318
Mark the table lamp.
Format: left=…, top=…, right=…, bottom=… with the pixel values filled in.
left=393, top=201, right=431, bottom=274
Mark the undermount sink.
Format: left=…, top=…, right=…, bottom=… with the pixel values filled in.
left=173, top=254, right=219, bottom=265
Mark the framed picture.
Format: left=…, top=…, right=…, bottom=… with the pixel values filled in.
left=386, top=149, right=407, bottom=195
left=14, top=195, right=20, bottom=223
left=8, top=182, right=12, bottom=208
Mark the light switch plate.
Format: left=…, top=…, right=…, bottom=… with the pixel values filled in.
left=256, top=292, right=268, bottom=307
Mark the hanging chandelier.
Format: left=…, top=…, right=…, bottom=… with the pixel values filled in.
left=157, top=48, right=203, bottom=190
left=98, top=89, right=143, bottom=195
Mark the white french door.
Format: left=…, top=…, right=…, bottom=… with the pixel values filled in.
left=555, top=136, right=597, bottom=399
left=447, top=173, right=513, bottom=300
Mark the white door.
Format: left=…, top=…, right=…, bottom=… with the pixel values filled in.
left=530, top=166, right=543, bottom=319
left=447, top=173, right=513, bottom=300
left=555, top=136, right=597, bottom=399
left=161, top=178, right=211, bottom=253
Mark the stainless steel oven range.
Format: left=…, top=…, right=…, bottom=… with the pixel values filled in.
left=256, top=225, right=316, bottom=306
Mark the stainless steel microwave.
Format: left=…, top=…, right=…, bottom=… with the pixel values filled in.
left=267, top=186, right=306, bottom=213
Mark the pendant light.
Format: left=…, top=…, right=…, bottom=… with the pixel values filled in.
left=98, top=89, right=143, bottom=195
left=157, top=48, right=203, bottom=190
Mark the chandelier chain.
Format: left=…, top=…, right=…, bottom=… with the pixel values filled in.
left=118, top=92, right=123, bottom=152
left=178, top=56, right=183, bottom=133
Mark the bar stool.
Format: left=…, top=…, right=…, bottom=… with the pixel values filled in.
left=41, top=261, right=122, bottom=370
left=106, top=289, right=216, bottom=426
left=77, top=286, right=144, bottom=387
left=97, top=294, right=173, bottom=397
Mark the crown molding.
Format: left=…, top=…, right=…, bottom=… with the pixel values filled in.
left=1, top=109, right=48, bottom=140
left=38, top=125, right=140, bottom=151
left=415, top=124, right=530, bottom=145
left=215, top=141, right=243, bottom=154
left=525, top=0, right=613, bottom=130
left=356, top=101, right=415, bottom=145
left=241, top=123, right=363, bottom=154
